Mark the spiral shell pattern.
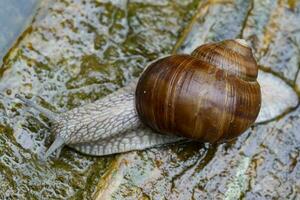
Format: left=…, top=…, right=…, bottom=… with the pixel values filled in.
left=136, top=40, right=261, bottom=143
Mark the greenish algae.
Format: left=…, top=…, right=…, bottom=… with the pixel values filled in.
left=0, top=0, right=201, bottom=199
left=1, top=0, right=300, bottom=199
left=94, top=0, right=300, bottom=199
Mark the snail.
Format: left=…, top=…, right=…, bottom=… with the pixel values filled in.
left=16, top=39, right=261, bottom=158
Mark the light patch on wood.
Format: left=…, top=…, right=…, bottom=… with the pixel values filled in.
left=255, top=71, right=298, bottom=123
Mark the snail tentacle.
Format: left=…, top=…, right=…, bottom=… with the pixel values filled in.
left=45, top=135, right=65, bottom=159
left=16, top=94, right=59, bottom=121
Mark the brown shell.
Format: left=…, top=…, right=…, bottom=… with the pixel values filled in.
left=135, top=40, right=261, bottom=143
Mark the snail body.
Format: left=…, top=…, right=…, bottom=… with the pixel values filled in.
left=17, top=39, right=261, bottom=158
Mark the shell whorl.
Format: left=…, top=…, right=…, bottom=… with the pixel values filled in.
left=136, top=39, right=261, bottom=143
left=191, top=39, right=258, bottom=81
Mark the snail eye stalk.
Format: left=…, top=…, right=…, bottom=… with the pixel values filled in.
left=15, top=94, right=58, bottom=121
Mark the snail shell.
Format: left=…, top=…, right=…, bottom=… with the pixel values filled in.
left=136, top=39, right=261, bottom=143
left=16, top=39, right=261, bottom=158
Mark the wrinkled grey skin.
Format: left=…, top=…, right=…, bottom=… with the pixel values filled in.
left=16, top=80, right=183, bottom=159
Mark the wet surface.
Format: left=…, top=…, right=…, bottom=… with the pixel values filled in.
left=95, top=107, right=300, bottom=199
left=242, top=0, right=300, bottom=83
left=94, top=0, right=300, bottom=199
left=0, top=0, right=300, bottom=199
left=0, top=0, right=199, bottom=199
left=256, top=70, right=298, bottom=123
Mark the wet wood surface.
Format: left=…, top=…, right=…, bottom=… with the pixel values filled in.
left=0, top=0, right=299, bottom=199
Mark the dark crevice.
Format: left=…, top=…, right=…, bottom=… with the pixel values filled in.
left=257, top=65, right=300, bottom=125
left=171, top=0, right=206, bottom=54
left=170, top=145, right=217, bottom=192
left=256, top=101, right=300, bottom=126
left=293, top=64, right=300, bottom=98
left=238, top=0, right=254, bottom=39
left=289, top=37, right=300, bottom=87
left=259, top=65, right=294, bottom=87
